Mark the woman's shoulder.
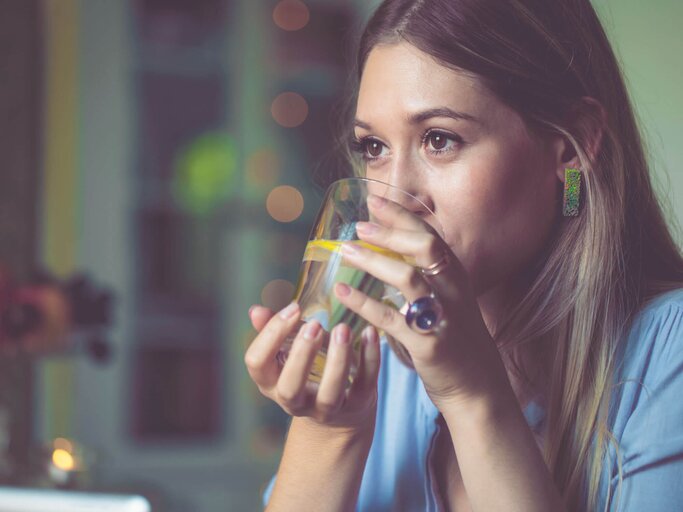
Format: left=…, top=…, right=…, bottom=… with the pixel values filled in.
left=637, top=287, right=683, bottom=319
left=618, top=286, right=683, bottom=382
left=616, top=288, right=683, bottom=408
left=628, top=286, right=683, bottom=340
left=599, top=287, right=683, bottom=512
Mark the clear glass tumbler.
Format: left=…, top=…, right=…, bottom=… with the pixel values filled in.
left=276, top=177, right=439, bottom=386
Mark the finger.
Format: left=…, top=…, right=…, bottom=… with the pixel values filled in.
left=244, top=302, right=301, bottom=389
left=315, top=324, right=352, bottom=417
left=354, top=222, right=450, bottom=272
left=334, top=282, right=417, bottom=346
left=348, top=325, right=381, bottom=398
left=367, top=194, right=442, bottom=237
left=355, top=223, right=469, bottom=302
left=249, top=304, right=275, bottom=331
left=277, top=321, right=325, bottom=413
left=340, top=242, right=432, bottom=302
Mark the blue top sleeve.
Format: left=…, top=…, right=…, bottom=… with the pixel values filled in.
left=600, top=289, right=683, bottom=511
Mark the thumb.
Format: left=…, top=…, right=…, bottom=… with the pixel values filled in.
left=349, top=326, right=381, bottom=398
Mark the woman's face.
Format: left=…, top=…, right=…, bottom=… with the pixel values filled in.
left=355, top=43, right=566, bottom=297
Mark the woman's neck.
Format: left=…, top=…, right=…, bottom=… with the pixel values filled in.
left=475, top=270, right=550, bottom=409
left=476, top=273, right=529, bottom=336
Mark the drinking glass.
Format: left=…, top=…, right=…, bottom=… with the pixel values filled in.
left=276, top=177, right=440, bottom=386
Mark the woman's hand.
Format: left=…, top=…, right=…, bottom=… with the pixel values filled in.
left=335, top=194, right=510, bottom=412
left=244, top=303, right=381, bottom=432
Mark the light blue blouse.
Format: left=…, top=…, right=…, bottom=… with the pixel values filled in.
left=263, top=288, right=683, bottom=511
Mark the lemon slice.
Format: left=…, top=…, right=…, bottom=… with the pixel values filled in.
left=304, top=239, right=416, bottom=265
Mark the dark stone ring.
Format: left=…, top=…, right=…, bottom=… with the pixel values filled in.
left=405, top=294, right=444, bottom=334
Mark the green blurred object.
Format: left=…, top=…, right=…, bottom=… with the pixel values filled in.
left=172, top=132, right=239, bottom=215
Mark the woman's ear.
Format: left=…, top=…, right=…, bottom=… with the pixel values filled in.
left=553, top=96, right=607, bottom=182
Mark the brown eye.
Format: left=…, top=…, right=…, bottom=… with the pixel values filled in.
left=365, top=139, right=384, bottom=157
left=349, top=136, right=387, bottom=161
left=428, top=132, right=448, bottom=150
left=423, top=130, right=462, bottom=154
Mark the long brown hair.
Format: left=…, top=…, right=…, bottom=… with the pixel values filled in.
left=341, top=0, right=683, bottom=510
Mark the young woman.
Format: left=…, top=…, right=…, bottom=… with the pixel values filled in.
left=245, top=0, right=683, bottom=510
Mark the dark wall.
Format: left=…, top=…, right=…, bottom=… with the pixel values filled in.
left=0, top=0, right=43, bottom=482
left=0, top=0, right=42, bottom=277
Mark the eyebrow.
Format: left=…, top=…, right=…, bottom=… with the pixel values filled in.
left=354, top=107, right=479, bottom=130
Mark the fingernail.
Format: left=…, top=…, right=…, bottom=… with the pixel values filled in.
left=335, top=283, right=351, bottom=296
left=303, top=321, right=321, bottom=341
left=356, top=222, right=379, bottom=236
left=279, top=302, right=299, bottom=319
left=248, top=305, right=257, bottom=316
left=341, top=243, right=360, bottom=256
left=335, top=325, right=350, bottom=345
left=362, top=326, right=378, bottom=346
left=368, top=195, right=387, bottom=209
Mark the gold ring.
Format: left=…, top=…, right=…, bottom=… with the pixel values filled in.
left=418, top=252, right=450, bottom=277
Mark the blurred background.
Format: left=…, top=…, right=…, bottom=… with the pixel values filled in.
left=0, top=0, right=680, bottom=510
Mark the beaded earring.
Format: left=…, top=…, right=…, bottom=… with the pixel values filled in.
left=563, top=168, right=581, bottom=217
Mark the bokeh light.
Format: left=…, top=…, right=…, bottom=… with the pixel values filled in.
left=271, top=92, right=308, bottom=128
left=172, top=132, right=238, bottom=215
left=53, top=437, right=74, bottom=452
left=272, top=0, right=310, bottom=32
left=245, top=148, right=280, bottom=188
left=261, top=279, right=295, bottom=311
left=266, top=185, right=304, bottom=222
left=52, top=449, right=75, bottom=471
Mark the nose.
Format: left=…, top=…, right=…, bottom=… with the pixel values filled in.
left=384, top=153, right=435, bottom=218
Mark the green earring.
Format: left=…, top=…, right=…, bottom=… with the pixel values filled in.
left=563, top=168, right=581, bottom=217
